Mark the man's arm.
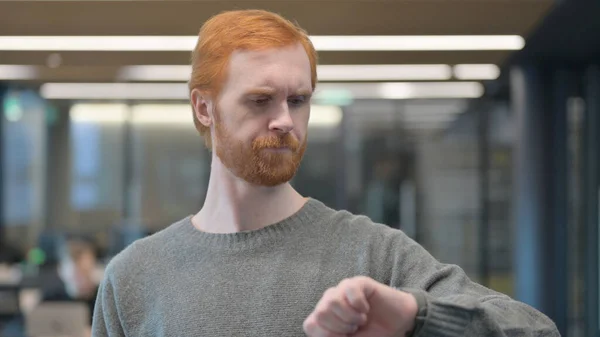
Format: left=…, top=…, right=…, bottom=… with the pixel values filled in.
left=390, top=231, right=560, bottom=337
left=91, top=269, right=126, bottom=337
left=304, top=219, right=560, bottom=337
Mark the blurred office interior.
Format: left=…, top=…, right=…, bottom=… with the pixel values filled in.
left=0, top=0, right=599, bottom=336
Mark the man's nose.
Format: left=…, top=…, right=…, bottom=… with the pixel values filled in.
left=269, top=103, right=294, bottom=134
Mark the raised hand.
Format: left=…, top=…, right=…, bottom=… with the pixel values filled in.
left=303, top=276, right=418, bottom=337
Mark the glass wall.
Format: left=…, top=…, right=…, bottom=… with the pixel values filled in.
left=339, top=99, right=488, bottom=282
left=0, top=97, right=521, bottom=292
left=11, top=91, right=592, bottom=334
left=414, top=104, right=481, bottom=281
left=1, top=88, right=48, bottom=255
left=486, top=102, right=515, bottom=296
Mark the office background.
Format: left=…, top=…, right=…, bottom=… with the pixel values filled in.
left=0, top=1, right=599, bottom=336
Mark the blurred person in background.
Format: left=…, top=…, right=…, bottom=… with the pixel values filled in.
left=44, top=235, right=99, bottom=325
left=92, top=9, right=559, bottom=337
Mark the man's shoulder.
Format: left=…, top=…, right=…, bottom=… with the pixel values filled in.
left=325, top=206, right=396, bottom=232
left=103, top=217, right=190, bottom=281
left=316, top=201, right=408, bottom=241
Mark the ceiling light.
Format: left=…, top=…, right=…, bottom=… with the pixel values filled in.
left=42, top=82, right=483, bottom=101
left=377, top=82, right=483, bottom=99
left=131, top=104, right=192, bottom=125
left=3, top=95, right=24, bottom=122
left=318, top=64, right=451, bottom=81
left=0, top=35, right=524, bottom=52
left=0, top=36, right=197, bottom=51
left=46, top=53, right=63, bottom=69
left=310, top=35, right=525, bottom=51
left=0, top=65, right=38, bottom=80
left=453, top=64, right=500, bottom=80
left=68, top=102, right=342, bottom=127
left=118, top=64, right=453, bottom=82
left=70, top=103, right=129, bottom=123
left=130, top=104, right=342, bottom=127
left=316, top=82, right=484, bottom=99
left=117, top=65, right=191, bottom=81
left=41, top=83, right=189, bottom=100
left=309, top=106, right=343, bottom=127
left=3, top=63, right=500, bottom=82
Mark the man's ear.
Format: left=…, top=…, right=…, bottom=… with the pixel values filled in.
left=191, top=88, right=213, bottom=127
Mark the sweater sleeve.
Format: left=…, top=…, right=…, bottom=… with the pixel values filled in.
left=383, top=230, right=560, bottom=337
left=91, top=266, right=127, bottom=337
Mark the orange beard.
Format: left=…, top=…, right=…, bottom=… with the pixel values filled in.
left=214, top=121, right=307, bottom=187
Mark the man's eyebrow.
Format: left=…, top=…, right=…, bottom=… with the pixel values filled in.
left=243, top=87, right=313, bottom=97
left=295, top=89, right=313, bottom=97
left=244, top=87, right=277, bottom=96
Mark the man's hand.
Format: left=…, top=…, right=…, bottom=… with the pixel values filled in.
left=303, top=276, right=418, bottom=337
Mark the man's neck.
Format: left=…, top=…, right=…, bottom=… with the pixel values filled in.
left=192, top=157, right=307, bottom=234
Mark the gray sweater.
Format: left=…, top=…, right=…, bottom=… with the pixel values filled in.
left=92, top=198, right=559, bottom=336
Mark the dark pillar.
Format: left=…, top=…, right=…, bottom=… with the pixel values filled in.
left=478, top=102, right=490, bottom=286
left=336, top=108, right=348, bottom=210
left=510, top=66, right=570, bottom=335
left=583, top=64, right=600, bottom=337
left=0, top=85, right=6, bottom=257
left=45, top=103, right=72, bottom=230
left=549, top=69, right=572, bottom=335
left=122, top=112, right=134, bottom=220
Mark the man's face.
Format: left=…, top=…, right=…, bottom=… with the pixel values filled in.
left=212, top=43, right=312, bottom=186
left=58, top=251, right=96, bottom=298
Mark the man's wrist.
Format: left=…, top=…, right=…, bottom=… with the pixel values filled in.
left=390, top=290, right=419, bottom=337
left=405, top=291, right=428, bottom=337
left=405, top=293, right=419, bottom=329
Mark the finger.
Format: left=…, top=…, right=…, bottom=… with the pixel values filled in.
left=320, top=285, right=366, bottom=326
left=315, top=308, right=359, bottom=334
left=344, top=285, right=370, bottom=314
left=330, top=297, right=368, bottom=327
left=303, top=314, right=349, bottom=337
left=310, top=288, right=362, bottom=334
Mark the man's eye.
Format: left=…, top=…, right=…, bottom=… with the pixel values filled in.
left=288, top=96, right=306, bottom=106
left=253, top=98, right=271, bottom=105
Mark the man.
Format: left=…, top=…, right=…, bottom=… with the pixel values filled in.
left=92, top=9, right=559, bottom=337
left=44, top=235, right=99, bottom=326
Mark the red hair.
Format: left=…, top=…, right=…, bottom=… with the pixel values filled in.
left=189, top=9, right=319, bottom=147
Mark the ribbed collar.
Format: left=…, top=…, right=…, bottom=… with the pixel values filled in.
left=176, top=198, right=331, bottom=251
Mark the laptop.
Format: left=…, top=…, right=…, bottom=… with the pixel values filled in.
left=0, top=284, right=20, bottom=316
left=26, top=302, right=89, bottom=337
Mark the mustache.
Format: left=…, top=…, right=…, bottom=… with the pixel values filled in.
left=252, top=134, right=300, bottom=152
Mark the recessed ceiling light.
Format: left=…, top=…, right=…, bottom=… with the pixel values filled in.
left=0, top=35, right=524, bottom=52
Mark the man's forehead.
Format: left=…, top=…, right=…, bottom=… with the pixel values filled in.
left=226, top=46, right=312, bottom=93
left=230, top=48, right=272, bottom=63
left=230, top=43, right=305, bottom=62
